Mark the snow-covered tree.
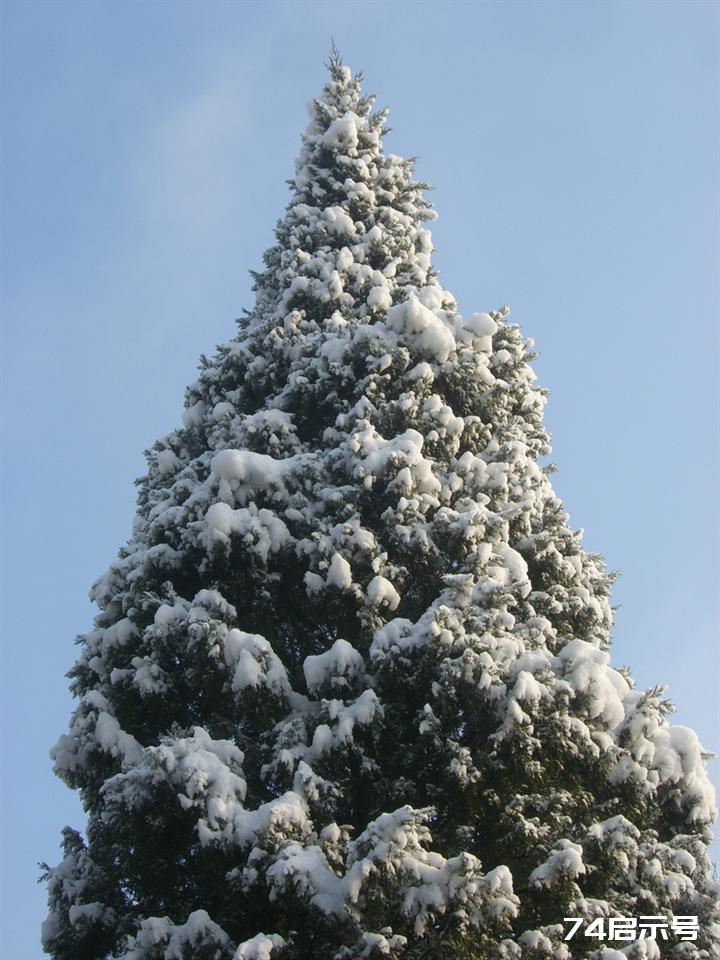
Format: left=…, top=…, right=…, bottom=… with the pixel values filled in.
left=44, top=54, right=718, bottom=960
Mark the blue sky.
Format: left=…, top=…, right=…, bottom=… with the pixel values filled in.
left=1, top=1, right=718, bottom=955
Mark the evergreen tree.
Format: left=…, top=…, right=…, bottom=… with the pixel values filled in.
left=44, top=54, right=718, bottom=960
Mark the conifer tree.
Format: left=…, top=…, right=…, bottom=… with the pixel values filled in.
left=44, top=54, right=719, bottom=960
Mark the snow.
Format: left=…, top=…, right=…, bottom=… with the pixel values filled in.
left=350, top=932, right=409, bottom=957
left=586, top=814, right=640, bottom=851
left=234, top=933, right=287, bottom=960
left=322, top=113, right=360, bottom=151
left=97, top=617, right=137, bottom=656
left=154, top=600, right=187, bottom=626
left=327, top=552, right=353, bottom=588
left=386, top=292, right=456, bottom=363
left=420, top=393, right=464, bottom=437
left=125, top=910, right=230, bottom=959
left=407, top=361, right=434, bottom=381
left=67, top=902, right=105, bottom=925
left=336, top=246, right=354, bottom=271
left=367, top=284, right=392, bottom=311
left=310, top=724, right=333, bottom=756
left=347, top=425, right=441, bottom=497
left=672, top=848, right=697, bottom=873
left=262, top=803, right=518, bottom=938
left=529, top=840, right=586, bottom=887
left=156, top=448, right=180, bottom=475
left=210, top=448, right=293, bottom=504
left=304, top=571, right=324, bottom=595
left=320, top=336, right=347, bottom=365
left=553, top=639, right=629, bottom=728
left=512, top=671, right=543, bottom=703
left=463, top=311, right=497, bottom=352
left=224, top=629, right=291, bottom=698
left=519, top=930, right=552, bottom=951
left=311, top=690, right=382, bottom=756
left=52, top=696, right=143, bottom=778
left=128, top=655, right=167, bottom=695
left=204, top=502, right=290, bottom=561
left=265, top=843, right=344, bottom=915
left=324, top=205, right=356, bottom=236
left=303, top=638, right=366, bottom=694
left=369, top=617, right=416, bottom=661
left=181, top=399, right=206, bottom=427
left=103, top=727, right=248, bottom=838
left=634, top=724, right=717, bottom=822
left=202, top=789, right=312, bottom=850
left=347, top=807, right=518, bottom=935
left=366, top=575, right=401, bottom=611
left=492, top=541, right=532, bottom=598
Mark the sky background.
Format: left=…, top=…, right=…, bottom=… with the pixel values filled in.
left=1, top=1, right=718, bottom=956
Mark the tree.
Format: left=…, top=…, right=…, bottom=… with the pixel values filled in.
left=44, top=53, right=718, bottom=960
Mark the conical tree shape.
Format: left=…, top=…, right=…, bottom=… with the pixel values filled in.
left=44, top=55, right=718, bottom=960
